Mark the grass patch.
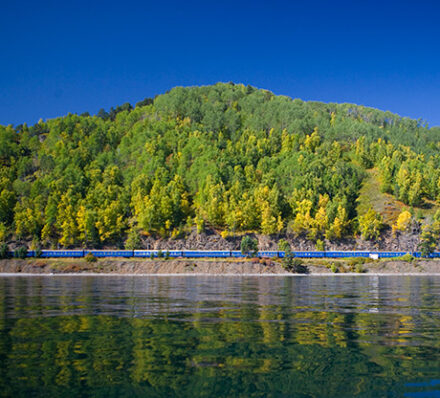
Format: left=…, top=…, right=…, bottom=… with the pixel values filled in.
left=354, top=264, right=366, bottom=273
left=394, top=253, right=415, bottom=263
left=356, top=168, right=440, bottom=226
left=356, top=169, right=403, bottom=225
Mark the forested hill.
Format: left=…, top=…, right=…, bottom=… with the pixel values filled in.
left=1, top=82, right=440, bottom=249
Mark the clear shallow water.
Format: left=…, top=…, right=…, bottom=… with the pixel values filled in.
left=1, top=276, right=440, bottom=397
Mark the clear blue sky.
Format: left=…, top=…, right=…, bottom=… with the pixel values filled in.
left=1, top=0, right=440, bottom=127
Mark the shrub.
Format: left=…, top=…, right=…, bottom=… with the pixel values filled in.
left=278, top=239, right=291, bottom=254
left=150, top=252, right=155, bottom=260
left=171, top=228, right=182, bottom=240
left=259, top=258, right=271, bottom=266
left=157, top=250, right=164, bottom=258
left=392, top=210, right=412, bottom=234
left=165, top=250, right=170, bottom=260
left=315, top=239, right=325, bottom=251
left=330, top=263, right=338, bottom=273
left=282, top=256, right=308, bottom=273
left=195, top=216, right=205, bottom=234
left=241, top=236, right=258, bottom=257
left=292, top=258, right=308, bottom=273
left=358, top=208, right=383, bottom=240
left=397, top=253, right=415, bottom=263
left=14, top=246, right=28, bottom=259
left=0, top=223, right=6, bottom=243
left=418, top=226, right=437, bottom=257
left=0, top=243, right=10, bottom=259
left=85, top=253, right=97, bottom=263
left=347, top=257, right=367, bottom=267
left=35, top=248, right=42, bottom=258
left=30, top=238, right=41, bottom=251
left=220, top=230, right=229, bottom=239
left=355, top=264, right=366, bottom=273
left=125, top=227, right=141, bottom=250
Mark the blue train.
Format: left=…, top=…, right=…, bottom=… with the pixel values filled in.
left=11, top=249, right=440, bottom=259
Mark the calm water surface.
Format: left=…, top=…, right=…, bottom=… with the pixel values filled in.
left=1, top=275, right=440, bottom=397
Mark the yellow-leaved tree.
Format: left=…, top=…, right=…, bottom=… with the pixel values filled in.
left=325, top=205, right=350, bottom=240
left=358, top=208, right=383, bottom=241
left=392, top=210, right=412, bottom=235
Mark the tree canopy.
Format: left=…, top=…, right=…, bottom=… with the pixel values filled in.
left=1, top=82, right=440, bottom=247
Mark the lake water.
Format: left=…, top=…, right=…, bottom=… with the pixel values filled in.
left=1, top=275, right=440, bottom=397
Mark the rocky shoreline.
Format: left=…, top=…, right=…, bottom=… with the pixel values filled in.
left=1, top=257, right=440, bottom=275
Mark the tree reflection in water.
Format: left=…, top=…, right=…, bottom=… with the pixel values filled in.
left=1, top=275, right=440, bottom=397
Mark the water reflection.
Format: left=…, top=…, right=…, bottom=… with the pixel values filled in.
left=1, top=275, right=440, bottom=397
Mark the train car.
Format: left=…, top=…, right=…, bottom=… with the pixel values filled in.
left=167, top=250, right=184, bottom=257
left=133, top=250, right=156, bottom=257
left=85, top=250, right=133, bottom=258
left=377, top=252, right=406, bottom=258
left=292, top=251, right=326, bottom=258
left=324, top=251, right=339, bottom=258
left=41, top=250, right=84, bottom=258
left=182, top=250, right=231, bottom=258
left=403, top=252, right=440, bottom=259
left=230, top=251, right=247, bottom=258
left=257, top=251, right=279, bottom=258
left=348, top=252, right=370, bottom=258
left=325, top=251, right=359, bottom=258
left=134, top=250, right=184, bottom=258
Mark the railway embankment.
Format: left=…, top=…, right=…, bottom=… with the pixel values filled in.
left=2, top=257, right=440, bottom=275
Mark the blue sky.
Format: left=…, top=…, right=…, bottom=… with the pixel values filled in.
left=1, top=0, right=440, bottom=126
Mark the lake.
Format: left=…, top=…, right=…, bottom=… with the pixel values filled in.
left=1, top=275, right=440, bottom=397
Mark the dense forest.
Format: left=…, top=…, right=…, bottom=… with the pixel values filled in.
left=1, top=82, right=440, bottom=249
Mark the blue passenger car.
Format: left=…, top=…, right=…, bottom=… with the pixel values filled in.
left=182, top=250, right=230, bottom=258
left=325, top=251, right=351, bottom=258
left=378, top=252, right=406, bottom=258
left=85, top=250, right=133, bottom=258
left=133, top=250, right=156, bottom=257
left=349, top=252, right=370, bottom=258
left=257, top=251, right=279, bottom=258
left=292, top=251, right=325, bottom=258
left=41, top=250, right=84, bottom=258
left=167, top=250, right=184, bottom=257
left=230, top=251, right=246, bottom=258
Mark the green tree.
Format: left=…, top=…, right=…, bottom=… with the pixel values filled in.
left=125, top=224, right=141, bottom=250
left=418, top=226, right=437, bottom=257
left=240, top=236, right=258, bottom=257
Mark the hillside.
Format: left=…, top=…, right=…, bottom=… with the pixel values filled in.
left=1, top=82, right=440, bottom=250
